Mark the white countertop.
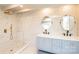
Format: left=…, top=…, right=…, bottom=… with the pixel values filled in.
left=37, top=34, right=79, bottom=41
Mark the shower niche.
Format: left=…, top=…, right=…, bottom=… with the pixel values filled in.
left=60, top=15, right=75, bottom=36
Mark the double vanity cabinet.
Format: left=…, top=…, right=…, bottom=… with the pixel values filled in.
left=37, top=34, right=79, bottom=54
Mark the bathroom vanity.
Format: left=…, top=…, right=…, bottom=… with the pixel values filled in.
left=37, top=34, right=79, bottom=54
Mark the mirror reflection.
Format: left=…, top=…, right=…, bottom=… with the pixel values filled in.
left=62, top=15, right=75, bottom=31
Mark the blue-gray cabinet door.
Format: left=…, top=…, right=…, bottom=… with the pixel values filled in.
left=37, top=37, right=51, bottom=52
left=62, top=40, right=79, bottom=54
left=61, top=40, right=72, bottom=54
left=51, top=39, right=62, bottom=53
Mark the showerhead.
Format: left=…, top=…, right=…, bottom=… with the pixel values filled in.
left=4, top=10, right=13, bottom=15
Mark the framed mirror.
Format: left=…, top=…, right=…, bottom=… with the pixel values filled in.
left=41, top=16, right=52, bottom=34
left=61, top=15, right=75, bottom=31
left=60, top=15, right=75, bottom=36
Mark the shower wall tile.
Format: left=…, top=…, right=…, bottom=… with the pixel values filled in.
left=0, top=9, right=20, bottom=45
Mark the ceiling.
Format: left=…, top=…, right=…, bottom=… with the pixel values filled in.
left=0, top=4, right=65, bottom=9
left=0, top=4, right=76, bottom=14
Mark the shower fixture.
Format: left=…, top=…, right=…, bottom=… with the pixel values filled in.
left=4, top=10, right=13, bottom=15
left=10, top=24, right=13, bottom=40
left=4, top=29, right=7, bottom=33
left=3, top=4, right=32, bottom=14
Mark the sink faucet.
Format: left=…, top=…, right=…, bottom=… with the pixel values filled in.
left=66, top=30, right=69, bottom=36
left=43, top=29, right=50, bottom=34
left=63, top=30, right=72, bottom=36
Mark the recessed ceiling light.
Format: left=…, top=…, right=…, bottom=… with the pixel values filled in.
left=42, top=8, right=52, bottom=16
left=19, top=5, right=23, bottom=8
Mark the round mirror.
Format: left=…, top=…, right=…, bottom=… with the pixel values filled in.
left=41, top=16, right=52, bottom=34
left=41, top=16, right=52, bottom=30
left=61, top=15, right=75, bottom=31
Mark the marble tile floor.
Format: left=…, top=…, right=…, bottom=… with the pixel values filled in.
left=19, top=45, right=54, bottom=54
left=19, top=42, right=55, bottom=54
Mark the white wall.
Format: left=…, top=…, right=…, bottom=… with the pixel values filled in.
left=16, top=10, right=42, bottom=47
left=0, top=5, right=78, bottom=51
left=16, top=5, right=78, bottom=49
